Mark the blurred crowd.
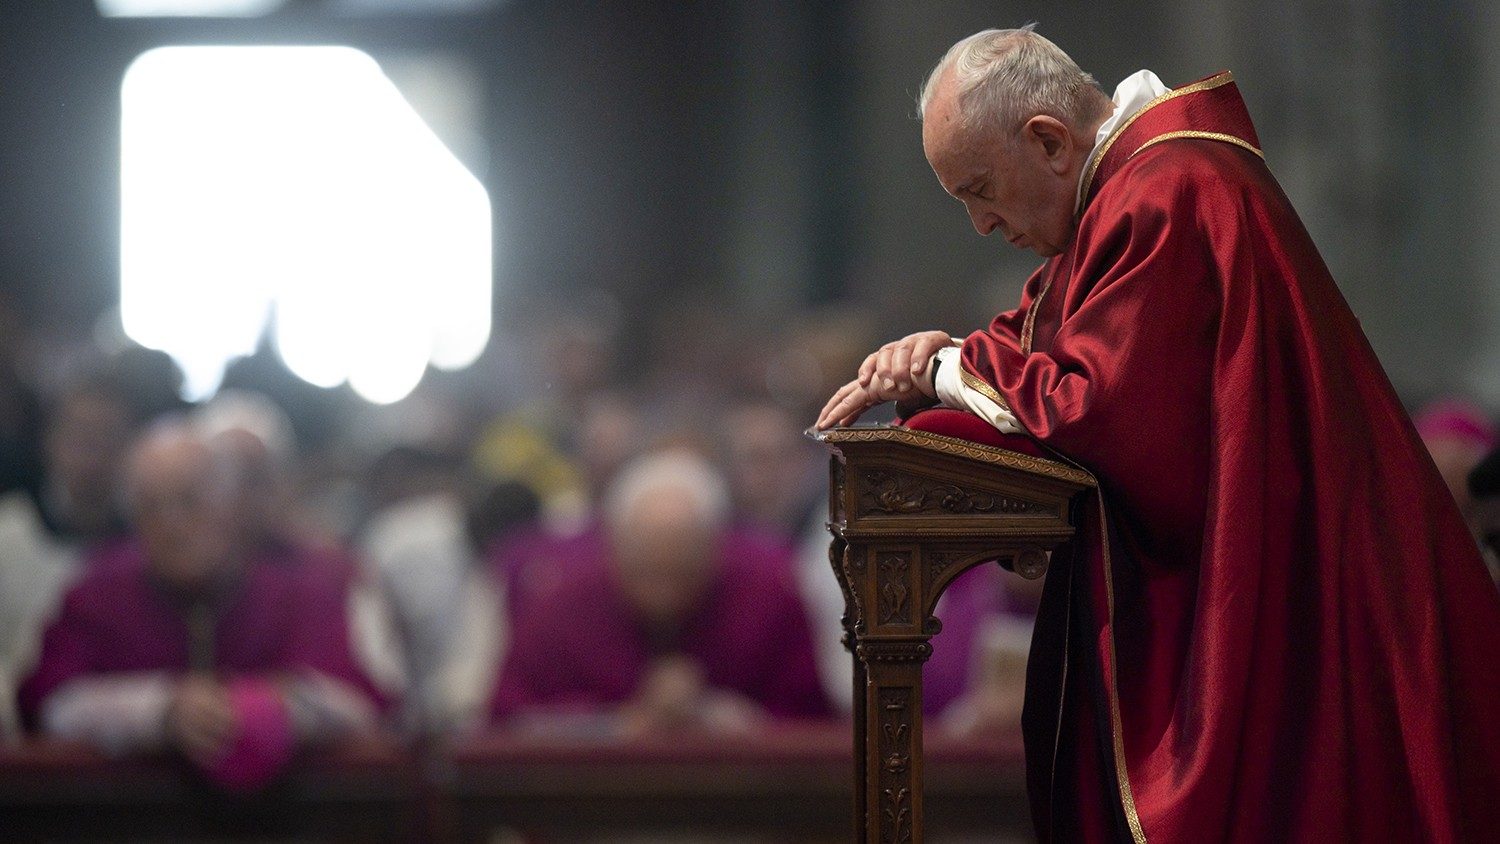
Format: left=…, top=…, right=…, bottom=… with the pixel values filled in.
left=0, top=295, right=1048, bottom=795
left=1, top=292, right=1496, bottom=795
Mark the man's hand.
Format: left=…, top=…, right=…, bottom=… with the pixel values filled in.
left=815, top=331, right=954, bottom=429
left=166, top=675, right=237, bottom=765
left=859, top=330, right=954, bottom=393
left=619, top=656, right=706, bottom=736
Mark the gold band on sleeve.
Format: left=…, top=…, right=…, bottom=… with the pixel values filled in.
left=958, top=364, right=1012, bottom=411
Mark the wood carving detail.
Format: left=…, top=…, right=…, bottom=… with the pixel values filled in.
left=818, top=425, right=1095, bottom=485
left=860, top=469, right=1050, bottom=517
left=830, top=460, right=846, bottom=524
left=879, top=688, right=914, bottom=844
left=878, top=553, right=910, bottom=624
left=926, top=550, right=962, bottom=583
left=1015, top=545, right=1050, bottom=580
left=815, top=424, right=1096, bottom=843
left=840, top=544, right=866, bottom=636
left=856, top=641, right=933, bottom=663
left=829, top=539, right=857, bottom=650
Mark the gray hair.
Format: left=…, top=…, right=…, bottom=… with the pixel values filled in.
left=193, top=389, right=296, bottom=463
left=918, top=25, right=1104, bottom=139
left=602, top=450, right=731, bottom=535
left=121, top=415, right=238, bottom=513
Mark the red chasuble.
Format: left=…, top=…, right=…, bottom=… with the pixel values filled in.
left=950, top=72, right=1500, bottom=841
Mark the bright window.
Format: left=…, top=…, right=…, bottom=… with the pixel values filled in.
left=120, top=45, right=492, bottom=403
left=97, top=0, right=286, bottom=17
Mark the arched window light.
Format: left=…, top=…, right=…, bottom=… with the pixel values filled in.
left=97, top=0, right=286, bottom=16
left=120, top=46, right=492, bottom=404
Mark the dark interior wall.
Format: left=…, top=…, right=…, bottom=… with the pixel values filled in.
left=0, top=1, right=1494, bottom=403
left=1, top=2, right=130, bottom=327
left=484, top=2, right=736, bottom=327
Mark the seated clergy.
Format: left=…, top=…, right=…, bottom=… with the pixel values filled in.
left=18, top=420, right=387, bottom=791
left=489, top=450, right=831, bottom=736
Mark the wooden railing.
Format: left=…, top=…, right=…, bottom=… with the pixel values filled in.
left=0, top=724, right=1027, bottom=841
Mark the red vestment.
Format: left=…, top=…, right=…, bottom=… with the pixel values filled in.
left=944, top=72, right=1500, bottom=841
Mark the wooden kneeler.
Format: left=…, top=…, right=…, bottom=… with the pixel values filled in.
left=813, top=424, right=1094, bottom=843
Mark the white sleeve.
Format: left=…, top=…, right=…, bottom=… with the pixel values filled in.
left=41, top=674, right=174, bottom=755
left=283, top=672, right=380, bottom=743
left=932, top=346, right=1026, bottom=434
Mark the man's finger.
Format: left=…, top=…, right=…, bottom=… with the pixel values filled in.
left=875, top=347, right=896, bottom=391
left=817, top=381, right=853, bottom=420
left=857, top=352, right=879, bottom=387
left=891, top=344, right=912, bottom=389
left=817, top=381, right=856, bottom=426
left=182, top=717, right=224, bottom=760
left=913, top=338, right=939, bottom=373
left=836, top=399, right=873, bottom=427
left=820, top=382, right=874, bottom=430
left=817, top=381, right=863, bottom=429
left=829, top=390, right=871, bottom=428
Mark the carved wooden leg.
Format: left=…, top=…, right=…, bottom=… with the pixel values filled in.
left=830, top=535, right=868, bottom=842
left=851, top=635, right=869, bottom=842
left=858, top=640, right=930, bottom=844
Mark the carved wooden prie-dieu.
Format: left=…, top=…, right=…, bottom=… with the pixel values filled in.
left=814, top=425, right=1094, bottom=843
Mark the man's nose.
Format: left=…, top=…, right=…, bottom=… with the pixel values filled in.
left=967, top=206, right=998, bottom=236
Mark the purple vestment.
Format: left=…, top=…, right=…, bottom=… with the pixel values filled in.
left=18, top=539, right=387, bottom=727
left=923, top=561, right=1027, bottom=715
left=488, top=518, right=607, bottom=622
left=490, top=530, right=832, bottom=723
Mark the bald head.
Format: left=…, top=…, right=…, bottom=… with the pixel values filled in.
left=918, top=26, right=1109, bottom=140
left=604, top=452, right=730, bottom=625
left=125, top=421, right=238, bottom=590
left=919, top=28, right=1112, bottom=256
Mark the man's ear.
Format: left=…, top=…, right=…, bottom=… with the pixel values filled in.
left=1023, top=115, right=1072, bottom=174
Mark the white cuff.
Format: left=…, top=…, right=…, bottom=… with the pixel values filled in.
left=42, top=674, right=174, bottom=755
left=932, top=347, right=1025, bottom=434
left=284, top=673, right=380, bottom=743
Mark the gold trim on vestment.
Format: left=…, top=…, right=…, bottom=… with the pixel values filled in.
left=998, top=78, right=1249, bottom=843
left=1096, top=490, right=1147, bottom=844
left=1038, top=451, right=1148, bottom=844
left=1020, top=277, right=1053, bottom=356
left=1131, top=130, right=1263, bottom=160
left=1077, top=71, right=1236, bottom=207
left=958, top=364, right=1012, bottom=411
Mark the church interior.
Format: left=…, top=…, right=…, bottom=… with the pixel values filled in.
left=1, top=1, right=1496, bottom=841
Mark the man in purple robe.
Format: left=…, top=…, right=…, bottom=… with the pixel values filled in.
left=490, top=451, right=831, bottom=735
left=19, top=421, right=387, bottom=791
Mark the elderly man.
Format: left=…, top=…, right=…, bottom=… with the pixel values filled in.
left=19, top=421, right=386, bottom=791
left=816, top=27, right=1500, bottom=843
left=490, top=450, right=830, bottom=735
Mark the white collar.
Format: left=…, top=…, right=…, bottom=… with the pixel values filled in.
left=1075, top=69, right=1169, bottom=212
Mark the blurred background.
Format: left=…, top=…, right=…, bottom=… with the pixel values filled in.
left=2, top=1, right=1498, bottom=841
left=8, top=0, right=1500, bottom=403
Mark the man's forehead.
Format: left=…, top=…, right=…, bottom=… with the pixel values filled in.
left=921, top=77, right=962, bottom=154
left=130, top=436, right=214, bottom=488
left=922, top=81, right=991, bottom=187
left=925, top=124, right=989, bottom=193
